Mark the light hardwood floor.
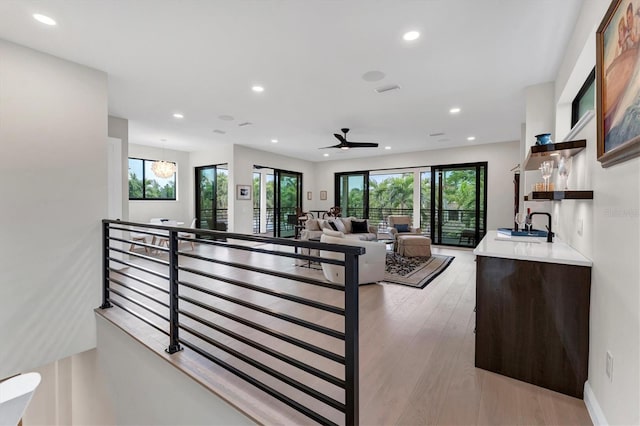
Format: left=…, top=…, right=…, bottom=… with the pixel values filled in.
left=100, top=241, right=592, bottom=425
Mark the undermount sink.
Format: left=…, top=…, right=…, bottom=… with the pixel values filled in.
left=497, top=227, right=548, bottom=238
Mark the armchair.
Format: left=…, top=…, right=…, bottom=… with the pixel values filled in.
left=319, top=234, right=386, bottom=285
left=387, top=215, right=422, bottom=249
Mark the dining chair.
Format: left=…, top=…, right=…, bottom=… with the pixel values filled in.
left=178, top=218, right=197, bottom=250
left=129, top=229, right=149, bottom=253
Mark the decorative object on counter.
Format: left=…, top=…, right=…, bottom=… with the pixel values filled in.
left=534, top=133, right=553, bottom=145
left=557, top=156, right=572, bottom=189
left=515, top=212, right=526, bottom=232
left=540, top=160, right=554, bottom=191
left=596, top=0, right=640, bottom=167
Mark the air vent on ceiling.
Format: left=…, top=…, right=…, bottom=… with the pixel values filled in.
left=429, top=132, right=445, bottom=137
left=238, top=121, right=253, bottom=127
left=213, top=129, right=226, bottom=134
left=374, top=84, right=401, bottom=94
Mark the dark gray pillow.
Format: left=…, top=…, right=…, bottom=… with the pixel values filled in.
left=351, top=220, right=368, bottom=233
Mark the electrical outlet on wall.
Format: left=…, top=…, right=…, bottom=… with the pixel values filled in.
left=606, top=351, right=613, bottom=382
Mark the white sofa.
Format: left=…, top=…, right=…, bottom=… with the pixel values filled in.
left=319, top=234, right=386, bottom=285
left=300, top=216, right=378, bottom=241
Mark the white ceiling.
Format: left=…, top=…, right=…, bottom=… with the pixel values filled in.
left=0, top=0, right=583, bottom=162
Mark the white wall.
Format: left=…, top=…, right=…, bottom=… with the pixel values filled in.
left=96, top=316, right=253, bottom=425
left=552, top=1, right=640, bottom=424
left=128, top=144, right=191, bottom=224
left=313, top=141, right=520, bottom=232
left=0, top=40, right=108, bottom=378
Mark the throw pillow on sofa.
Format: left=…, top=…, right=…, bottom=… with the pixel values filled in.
left=394, top=224, right=410, bottom=233
left=326, top=220, right=339, bottom=231
left=305, top=218, right=321, bottom=231
left=325, top=219, right=346, bottom=233
left=351, top=220, right=369, bottom=233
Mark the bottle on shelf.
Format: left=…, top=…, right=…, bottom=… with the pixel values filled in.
left=525, top=208, right=532, bottom=233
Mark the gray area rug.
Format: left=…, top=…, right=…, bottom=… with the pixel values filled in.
left=384, top=252, right=454, bottom=289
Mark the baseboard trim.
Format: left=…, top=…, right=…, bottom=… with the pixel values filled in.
left=584, top=381, right=608, bottom=425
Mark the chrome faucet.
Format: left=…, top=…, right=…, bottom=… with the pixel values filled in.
left=529, top=212, right=554, bottom=243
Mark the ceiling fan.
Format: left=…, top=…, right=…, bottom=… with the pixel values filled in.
left=320, top=128, right=379, bottom=150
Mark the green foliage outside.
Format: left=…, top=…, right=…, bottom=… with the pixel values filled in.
left=128, top=172, right=175, bottom=199
left=198, top=170, right=228, bottom=208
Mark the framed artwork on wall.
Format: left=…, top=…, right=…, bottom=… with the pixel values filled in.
left=236, top=184, right=251, bottom=200
left=320, top=190, right=327, bottom=200
left=596, top=0, right=640, bottom=167
left=307, top=191, right=312, bottom=200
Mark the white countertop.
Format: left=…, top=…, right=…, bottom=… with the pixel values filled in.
left=473, top=230, right=592, bottom=267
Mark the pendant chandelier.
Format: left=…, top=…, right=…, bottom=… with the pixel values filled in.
left=151, top=160, right=176, bottom=178
left=151, top=139, right=176, bottom=178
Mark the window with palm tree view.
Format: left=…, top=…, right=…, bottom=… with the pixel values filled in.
left=128, top=158, right=176, bottom=200
left=336, top=162, right=486, bottom=247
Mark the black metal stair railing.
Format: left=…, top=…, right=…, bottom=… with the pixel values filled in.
left=100, top=219, right=362, bottom=426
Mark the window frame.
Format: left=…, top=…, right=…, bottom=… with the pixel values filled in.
left=571, top=67, right=595, bottom=128
left=128, top=157, right=177, bottom=201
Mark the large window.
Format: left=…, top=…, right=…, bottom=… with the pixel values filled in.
left=128, top=158, right=176, bottom=200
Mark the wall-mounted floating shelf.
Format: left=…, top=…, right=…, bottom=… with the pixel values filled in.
left=524, top=139, right=587, bottom=170
left=524, top=190, right=594, bottom=201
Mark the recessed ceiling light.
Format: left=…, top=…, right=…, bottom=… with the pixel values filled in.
left=323, top=153, right=329, bottom=157
left=271, top=139, right=278, bottom=143
left=252, top=85, right=264, bottom=93
left=341, top=146, right=350, bottom=150
left=385, top=146, right=391, bottom=150
left=550, top=153, right=560, bottom=156
left=33, top=13, right=56, bottom=26
left=403, top=31, right=420, bottom=41
left=467, top=136, right=476, bottom=141
left=173, top=113, right=184, bottom=119
left=449, top=107, right=461, bottom=114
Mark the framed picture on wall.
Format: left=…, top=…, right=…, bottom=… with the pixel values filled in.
left=596, top=0, right=640, bottom=167
left=236, top=184, right=251, bottom=200
left=320, top=190, right=327, bottom=200
left=307, top=191, right=312, bottom=200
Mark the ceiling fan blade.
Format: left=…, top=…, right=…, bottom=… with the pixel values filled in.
left=345, top=142, right=379, bottom=148
left=333, top=133, right=346, bottom=143
left=319, top=143, right=343, bottom=149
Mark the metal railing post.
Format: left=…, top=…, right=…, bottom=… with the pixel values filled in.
left=100, top=220, right=112, bottom=309
left=166, top=229, right=183, bottom=354
left=344, top=252, right=359, bottom=426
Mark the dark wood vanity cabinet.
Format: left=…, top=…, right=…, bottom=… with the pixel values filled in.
left=475, top=255, right=591, bottom=398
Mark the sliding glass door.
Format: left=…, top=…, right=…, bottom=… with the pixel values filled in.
left=336, top=172, right=369, bottom=218
left=430, top=163, right=487, bottom=247
left=273, top=170, right=302, bottom=238
left=195, top=164, right=228, bottom=232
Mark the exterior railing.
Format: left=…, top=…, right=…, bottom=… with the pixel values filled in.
left=339, top=207, right=484, bottom=247
left=101, top=219, right=362, bottom=425
left=198, top=208, right=229, bottom=231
